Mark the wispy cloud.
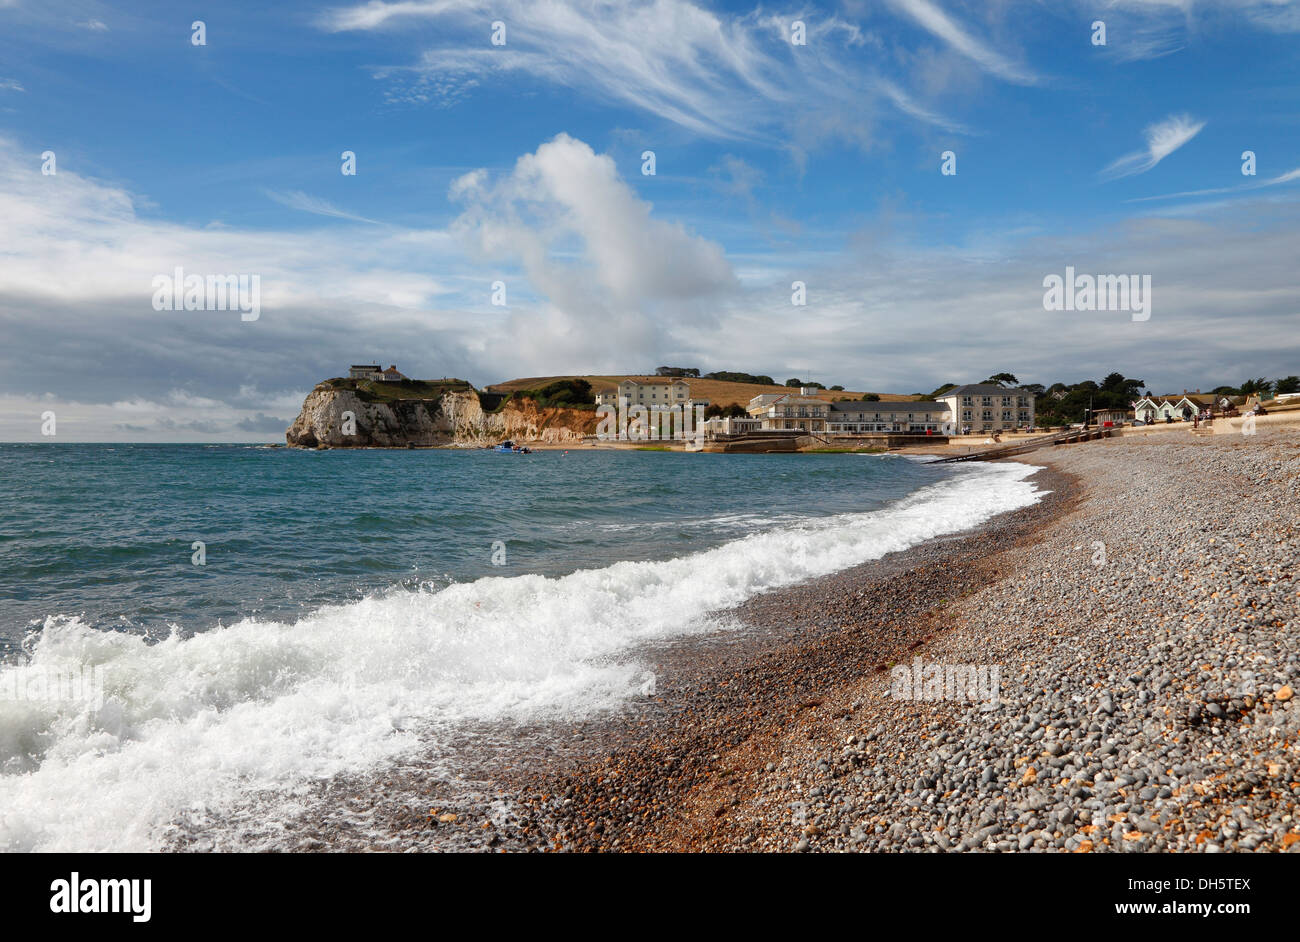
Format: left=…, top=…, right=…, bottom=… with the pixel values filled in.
left=1101, top=113, right=1205, bottom=180
left=319, top=0, right=968, bottom=146
left=78, top=19, right=109, bottom=31
left=1085, top=0, right=1300, bottom=61
left=263, top=189, right=382, bottom=225
left=1127, top=165, right=1300, bottom=202
left=884, top=0, right=1040, bottom=84
left=0, top=78, right=24, bottom=92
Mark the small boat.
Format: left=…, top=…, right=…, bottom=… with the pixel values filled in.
left=494, top=440, right=531, bottom=454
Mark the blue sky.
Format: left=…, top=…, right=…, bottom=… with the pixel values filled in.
left=1, top=0, right=1299, bottom=440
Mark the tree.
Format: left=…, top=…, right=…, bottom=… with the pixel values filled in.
left=984, top=372, right=1019, bottom=387
left=829, top=385, right=844, bottom=391
left=702, top=371, right=776, bottom=386
left=1098, top=373, right=1144, bottom=400
left=785, top=378, right=803, bottom=387
left=931, top=383, right=957, bottom=397
left=861, top=393, right=880, bottom=401
left=1211, top=385, right=1239, bottom=396
left=1240, top=377, right=1273, bottom=397
left=1274, top=376, right=1300, bottom=395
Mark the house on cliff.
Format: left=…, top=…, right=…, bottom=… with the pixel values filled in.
left=348, top=364, right=406, bottom=382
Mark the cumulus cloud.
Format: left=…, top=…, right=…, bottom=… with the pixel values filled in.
left=448, top=133, right=736, bottom=362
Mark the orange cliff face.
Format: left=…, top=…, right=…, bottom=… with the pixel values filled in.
left=284, top=383, right=599, bottom=448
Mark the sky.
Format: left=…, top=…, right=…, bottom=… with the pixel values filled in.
left=1, top=0, right=1298, bottom=441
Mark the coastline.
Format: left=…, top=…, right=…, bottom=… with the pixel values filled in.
left=191, top=431, right=1299, bottom=853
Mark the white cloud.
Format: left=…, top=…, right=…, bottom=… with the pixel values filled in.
left=78, top=18, right=109, bottom=31
left=0, top=78, right=24, bottom=92
left=448, top=133, right=735, bottom=364
left=884, top=0, right=1040, bottom=84
left=1127, top=165, right=1300, bottom=202
left=320, top=0, right=967, bottom=145
left=1084, top=0, right=1300, bottom=61
left=263, top=189, right=382, bottom=225
left=1101, top=113, right=1205, bottom=180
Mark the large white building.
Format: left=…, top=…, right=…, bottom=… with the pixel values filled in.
left=936, top=384, right=1035, bottom=433
left=596, top=378, right=707, bottom=409
left=746, top=390, right=831, bottom=432
left=827, top=400, right=952, bottom=434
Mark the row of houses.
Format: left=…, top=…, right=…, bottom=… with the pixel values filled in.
left=1132, top=393, right=1248, bottom=424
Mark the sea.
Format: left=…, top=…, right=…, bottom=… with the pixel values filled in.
left=0, top=443, right=1044, bottom=851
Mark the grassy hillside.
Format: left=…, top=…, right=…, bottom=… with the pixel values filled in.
left=321, top=377, right=474, bottom=403
left=485, top=375, right=918, bottom=408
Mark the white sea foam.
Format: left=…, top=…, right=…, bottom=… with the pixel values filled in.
left=0, top=461, right=1043, bottom=852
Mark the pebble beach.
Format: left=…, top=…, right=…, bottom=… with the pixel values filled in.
left=459, top=430, right=1300, bottom=852
left=262, top=430, right=1299, bottom=853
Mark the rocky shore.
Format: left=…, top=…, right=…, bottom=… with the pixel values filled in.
left=242, top=431, right=1298, bottom=853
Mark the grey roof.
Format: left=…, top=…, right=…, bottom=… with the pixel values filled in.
left=830, top=400, right=949, bottom=413
left=940, top=384, right=1032, bottom=397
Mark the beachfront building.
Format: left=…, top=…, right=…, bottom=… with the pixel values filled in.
left=936, top=384, right=1035, bottom=433
left=746, top=391, right=830, bottom=433
left=1134, top=396, right=1197, bottom=423
left=378, top=365, right=405, bottom=382
left=1094, top=408, right=1134, bottom=426
left=827, top=400, right=953, bottom=435
left=701, top=414, right=762, bottom=437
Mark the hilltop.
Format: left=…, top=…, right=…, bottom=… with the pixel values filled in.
left=485, top=375, right=918, bottom=407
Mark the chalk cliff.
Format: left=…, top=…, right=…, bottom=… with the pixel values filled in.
left=284, top=381, right=596, bottom=448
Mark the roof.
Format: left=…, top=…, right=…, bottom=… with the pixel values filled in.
left=759, top=395, right=828, bottom=407
left=830, top=400, right=949, bottom=413
left=940, top=384, right=1031, bottom=397
left=350, top=364, right=381, bottom=369
left=620, top=377, right=688, bottom=386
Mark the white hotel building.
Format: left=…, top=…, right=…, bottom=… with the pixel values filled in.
left=935, top=384, right=1035, bottom=433
left=595, top=379, right=708, bottom=410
